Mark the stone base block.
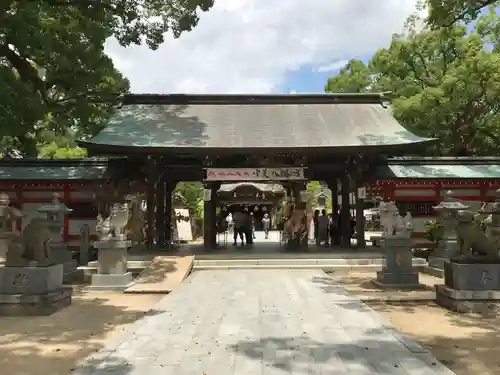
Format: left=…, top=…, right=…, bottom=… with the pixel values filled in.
left=428, top=256, right=446, bottom=270
left=373, top=271, right=425, bottom=290
left=0, top=264, right=63, bottom=294
left=62, top=260, right=80, bottom=283
left=0, top=287, right=72, bottom=316
left=436, top=285, right=500, bottom=314
left=420, top=265, right=444, bottom=278
left=90, top=272, right=134, bottom=291
left=444, top=261, right=500, bottom=290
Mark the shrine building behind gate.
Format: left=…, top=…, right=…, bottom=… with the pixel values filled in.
left=75, top=92, right=434, bottom=248
left=4, top=92, right=499, bottom=253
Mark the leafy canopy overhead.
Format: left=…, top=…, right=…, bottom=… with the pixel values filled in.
left=426, top=0, right=498, bottom=27
left=1, top=0, right=214, bottom=155
left=325, top=8, right=500, bottom=156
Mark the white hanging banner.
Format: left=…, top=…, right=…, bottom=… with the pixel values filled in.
left=357, top=187, right=367, bottom=199
left=206, top=167, right=305, bottom=181
left=203, top=189, right=212, bottom=201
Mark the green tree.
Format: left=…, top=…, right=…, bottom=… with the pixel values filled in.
left=325, top=60, right=373, bottom=93
left=173, top=182, right=204, bottom=218
left=305, top=181, right=332, bottom=212
left=1, top=0, right=214, bottom=155
left=426, top=0, right=497, bottom=27
left=38, top=143, right=87, bottom=158
left=325, top=10, right=500, bottom=156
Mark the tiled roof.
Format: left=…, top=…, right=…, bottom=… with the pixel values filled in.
left=79, top=93, right=433, bottom=151
left=0, top=158, right=116, bottom=180
left=375, top=158, right=500, bottom=179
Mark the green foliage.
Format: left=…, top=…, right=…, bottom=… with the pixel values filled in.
left=426, top=0, right=498, bottom=27
left=325, top=9, right=500, bottom=156
left=325, top=60, right=373, bottom=93
left=173, top=182, right=204, bottom=218
left=276, top=205, right=285, bottom=231
left=38, top=143, right=87, bottom=158
left=1, top=0, right=214, bottom=155
left=424, top=220, right=444, bottom=242
left=305, top=181, right=332, bottom=211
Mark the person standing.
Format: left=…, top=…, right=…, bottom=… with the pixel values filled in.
left=233, top=208, right=245, bottom=246
left=243, top=207, right=253, bottom=245
left=316, top=209, right=329, bottom=246
left=250, top=212, right=256, bottom=239
left=262, top=213, right=271, bottom=239
left=226, top=212, right=234, bottom=234
left=313, top=210, right=320, bottom=241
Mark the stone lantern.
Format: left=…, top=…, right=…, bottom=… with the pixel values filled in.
left=430, top=190, right=468, bottom=268
left=90, top=203, right=133, bottom=290
left=0, top=193, right=22, bottom=264
left=481, top=188, right=500, bottom=254
left=37, top=193, right=77, bottom=281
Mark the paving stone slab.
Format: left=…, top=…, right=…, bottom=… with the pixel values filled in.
left=75, top=269, right=455, bottom=375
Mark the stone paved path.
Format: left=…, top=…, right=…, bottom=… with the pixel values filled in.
left=76, top=270, right=455, bottom=375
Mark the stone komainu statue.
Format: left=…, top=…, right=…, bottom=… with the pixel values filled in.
left=6, top=218, right=53, bottom=266
left=124, top=197, right=145, bottom=243
left=454, top=210, right=498, bottom=260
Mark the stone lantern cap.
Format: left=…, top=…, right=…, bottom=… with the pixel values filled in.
left=0, top=192, right=11, bottom=217
left=433, top=190, right=469, bottom=211
left=0, top=192, right=22, bottom=222
left=37, top=193, right=72, bottom=216
left=0, top=192, right=10, bottom=206
left=480, top=188, right=500, bottom=214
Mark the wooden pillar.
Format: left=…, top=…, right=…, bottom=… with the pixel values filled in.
left=203, top=182, right=220, bottom=249
left=326, top=179, right=340, bottom=246
left=145, top=158, right=158, bottom=249
left=164, top=182, right=175, bottom=245
left=340, top=175, right=351, bottom=248
left=355, top=183, right=366, bottom=248
left=155, top=176, right=166, bottom=248
left=146, top=178, right=155, bottom=249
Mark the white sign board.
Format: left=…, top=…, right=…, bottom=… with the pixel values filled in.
left=206, top=167, right=305, bottom=181
left=174, top=208, right=193, bottom=242
left=357, top=187, right=366, bottom=199
left=203, top=189, right=212, bottom=201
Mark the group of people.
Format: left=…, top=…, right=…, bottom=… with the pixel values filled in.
left=312, top=209, right=355, bottom=246
left=224, top=207, right=271, bottom=246
left=217, top=206, right=355, bottom=248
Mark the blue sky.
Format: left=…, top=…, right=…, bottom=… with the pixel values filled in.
left=105, top=1, right=424, bottom=94
left=274, top=6, right=497, bottom=94
left=275, top=64, right=343, bottom=93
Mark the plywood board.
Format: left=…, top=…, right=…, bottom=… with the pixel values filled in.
left=124, top=256, right=194, bottom=294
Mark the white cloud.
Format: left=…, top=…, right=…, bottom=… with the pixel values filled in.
left=105, top=0, right=421, bottom=94
left=315, top=60, right=349, bottom=72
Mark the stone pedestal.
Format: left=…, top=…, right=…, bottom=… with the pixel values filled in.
left=372, top=237, right=424, bottom=289
left=0, top=235, right=9, bottom=265
left=50, top=242, right=78, bottom=282
left=0, top=264, right=72, bottom=316
left=428, top=238, right=459, bottom=271
left=90, top=237, right=133, bottom=290
left=436, top=261, right=500, bottom=313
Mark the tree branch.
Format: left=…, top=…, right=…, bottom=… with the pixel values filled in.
left=444, top=0, right=495, bottom=27
left=0, top=43, right=47, bottom=102
left=42, top=0, right=116, bottom=11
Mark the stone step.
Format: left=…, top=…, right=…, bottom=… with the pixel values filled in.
left=77, top=261, right=150, bottom=280
left=193, top=264, right=388, bottom=271
left=193, top=258, right=427, bottom=269
left=87, top=260, right=151, bottom=268
left=421, top=265, right=444, bottom=278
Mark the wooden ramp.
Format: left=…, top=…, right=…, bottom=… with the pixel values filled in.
left=124, top=256, right=194, bottom=294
